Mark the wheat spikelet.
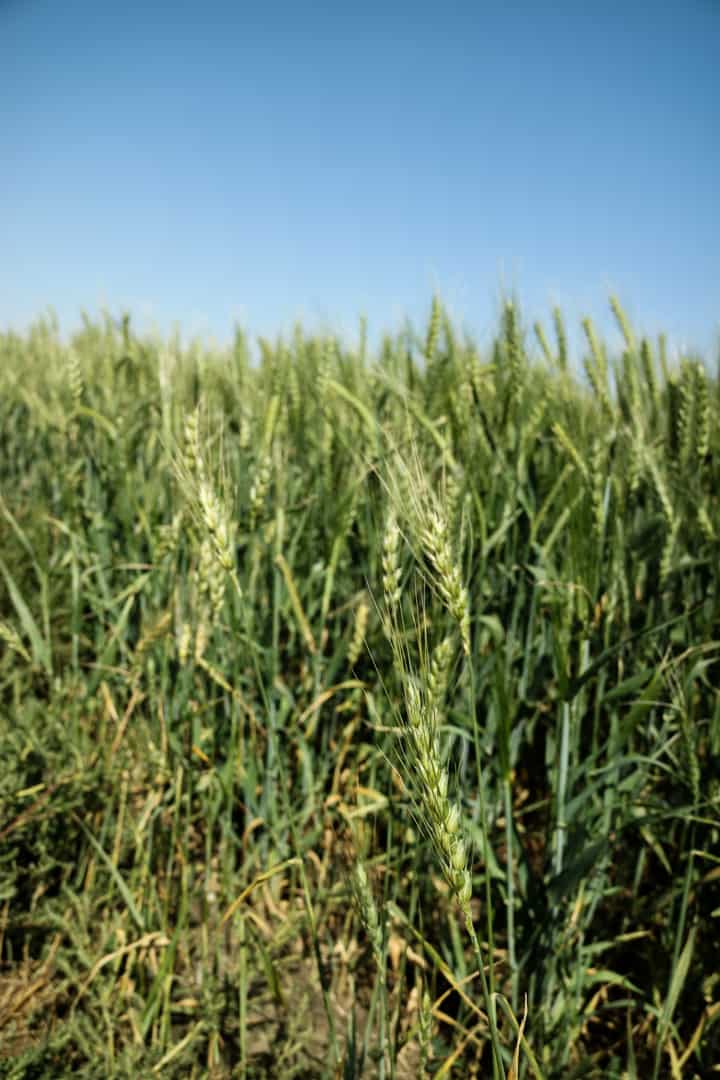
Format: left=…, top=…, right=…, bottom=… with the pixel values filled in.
left=646, top=451, right=675, bottom=530
left=534, top=320, right=553, bottom=366
left=183, top=406, right=204, bottom=483
left=351, top=860, right=384, bottom=972
left=612, top=517, right=632, bottom=624
left=197, top=537, right=228, bottom=619
left=426, top=634, right=454, bottom=711
left=581, top=317, right=612, bottom=418
left=284, top=346, right=300, bottom=418
left=319, top=416, right=333, bottom=491
left=466, top=352, right=496, bottom=453
left=237, top=410, right=251, bottom=451
left=401, top=680, right=472, bottom=909
left=553, top=306, right=568, bottom=372
left=443, top=463, right=465, bottom=533
left=610, top=296, right=636, bottom=354
left=526, top=393, right=549, bottom=441
left=133, top=611, right=172, bottom=679
left=589, top=437, right=608, bottom=539
left=678, top=706, right=701, bottom=807
left=627, top=431, right=645, bottom=496
left=659, top=523, right=677, bottom=584
left=451, top=377, right=473, bottom=434
left=194, top=618, right=209, bottom=663
left=695, top=361, right=710, bottom=462
left=677, top=360, right=696, bottom=467
left=382, top=510, right=403, bottom=614
left=552, top=421, right=589, bottom=481
left=358, top=313, right=368, bottom=366
left=176, top=406, right=239, bottom=608
left=154, top=510, right=184, bottom=562
left=455, top=352, right=479, bottom=419
left=68, top=349, right=84, bottom=406
left=658, top=332, right=669, bottom=382
left=640, top=338, right=659, bottom=411
left=177, top=620, right=193, bottom=666
left=249, top=453, right=272, bottom=529
left=196, top=477, right=234, bottom=576
left=347, top=596, right=370, bottom=669
left=442, top=308, right=456, bottom=361
left=425, top=295, right=442, bottom=361
left=417, top=508, right=470, bottom=656
left=503, top=299, right=523, bottom=407
left=622, top=348, right=643, bottom=433
left=384, top=439, right=467, bottom=624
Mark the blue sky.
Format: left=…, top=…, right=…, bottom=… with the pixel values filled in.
left=1, top=0, right=718, bottom=357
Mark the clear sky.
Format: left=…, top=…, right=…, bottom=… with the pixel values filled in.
left=1, top=0, right=718, bottom=356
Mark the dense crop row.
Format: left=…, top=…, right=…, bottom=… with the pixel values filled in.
left=0, top=300, right=718, bottom=1077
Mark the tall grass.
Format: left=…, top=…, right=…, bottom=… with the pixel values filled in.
left=0, top=300, right=718, bottom=1078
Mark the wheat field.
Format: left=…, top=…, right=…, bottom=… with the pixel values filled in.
left=0, top=299, right=718, bottom=1078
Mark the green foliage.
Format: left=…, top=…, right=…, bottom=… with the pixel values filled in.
left=0, top=303, right=718, bottom=1078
